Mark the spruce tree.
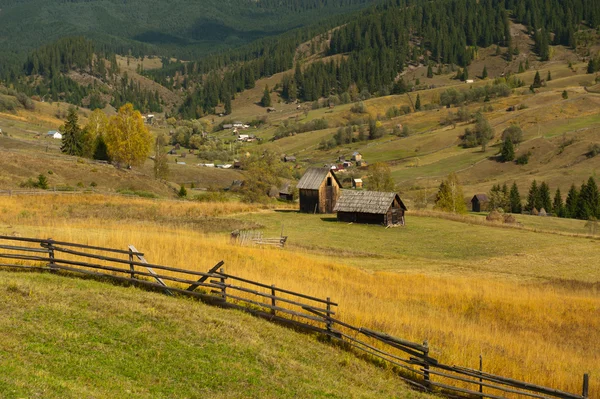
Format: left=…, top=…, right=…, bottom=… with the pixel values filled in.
left=532, top=71, right=542, bottom=88
left=565, top=184, right=579, bottom=218
left=60, top=106, right=83, bottom=156
left=552, top=188, right=564, bottom=217
left=539, top=181, right=551, bottom=212
left=224, top=94, right=232, bottom=115
left=526, top=180, right=539, bottom=213
left=509, top=182, right=522, bottom=213
left=261, top=85, right=271, bottom=107
left=501, top=138, right=515, bottom=162
left=562, top=90, right=568, bottom=99
left=518, top=62, right=524, bottom=73
left=576, top=182, right=590, bottom=220
left=547, top=71, right=552, bottom=81
left=415, top=94, right=421, bottom=111
left=482, top=65, right=488, bottom=79
left=427, top=64, right=433, bottom=78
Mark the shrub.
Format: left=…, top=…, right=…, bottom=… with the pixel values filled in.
left=587, top=144, right=600, bottom=158
left=516, top=152, right=531, bottom=165
left=350, top=102, right=367, bottom=114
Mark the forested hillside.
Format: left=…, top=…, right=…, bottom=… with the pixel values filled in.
left=0, top=0, right=374, bottom=58
left=174, top=0, right=600, bottom=118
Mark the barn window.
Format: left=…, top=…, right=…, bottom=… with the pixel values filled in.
left=327, top=177, right=332, bottom=186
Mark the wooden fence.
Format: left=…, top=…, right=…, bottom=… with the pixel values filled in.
left=0, top=235, right=590, bottom=399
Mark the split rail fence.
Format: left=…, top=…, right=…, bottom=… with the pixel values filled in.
left=0, top=235, right=590, bottom=399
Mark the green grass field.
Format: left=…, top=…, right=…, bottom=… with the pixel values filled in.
left=0, top=271, right=431, bottom=399
left=235, top=210, right=600, bottom=282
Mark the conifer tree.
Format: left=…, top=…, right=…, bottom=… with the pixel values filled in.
left=224, top=94, right=232, bottom=115
left=526, top=180, right=539, bottom=213
left=415, top=94, right=421, bottom=111
left=547, top=70, right=552, bottom=81
left=553, top=188, right=564, bottom=217
left=518, top=61, right=524, bottom=73
left=562, top=90, right=568, bottom=99
left=261, top=85, right=272, bottom=107
left=509, top=182, right=522, bottom=213
left=532, top=71, right=542, bottom=88
left=482, top=65, right=488, bottom=79
left=60, top=106, right=83, bottom=156
left=539, top=181, right=551, bottom=212
left=501, top=138, right=515, bottom=162
left=565, top=184, right=579, bottom=218
left=427, top=64, right=433, bottom=78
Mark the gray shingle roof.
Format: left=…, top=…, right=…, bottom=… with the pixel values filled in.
left=297, top=167, right=340, bottom=190
left=334, top=190, right=407, bottom=214
left=472, top=194, right=489, bottom=202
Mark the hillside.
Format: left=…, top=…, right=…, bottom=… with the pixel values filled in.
left=1, top=194, right=597, bottom=395
left=0, top=0, right=375, bottom=58
left=0, top=271, right=432, bottom=398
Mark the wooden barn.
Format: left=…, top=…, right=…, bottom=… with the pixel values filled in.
left=471, top=194, right=489, bottom=212
left=334, top=190, right=407, bottom=226
left=297, top=167, right=342, bottom=213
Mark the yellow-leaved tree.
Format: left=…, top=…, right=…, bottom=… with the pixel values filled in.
left=82, top=109, right=108, bottom=159
left=105, top=103, right=152, bottom=167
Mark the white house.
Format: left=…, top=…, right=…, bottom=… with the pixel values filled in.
left=237, top=134, right=250, bottom=142
left=48, top=131, right=62, bottom=139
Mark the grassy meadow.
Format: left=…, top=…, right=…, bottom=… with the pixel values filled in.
left=0, top=194, right=598, bottom=396
left=0, top=271, right=434, bottom=399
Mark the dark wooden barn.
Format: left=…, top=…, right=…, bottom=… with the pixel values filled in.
left=471, top=194, right=489, bottom=212
left=334, top=190, right=407, bottom=226
left=297, top=167, right=342, bottom=213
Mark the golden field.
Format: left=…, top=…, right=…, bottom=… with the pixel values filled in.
left=0, top=194, right=598, bottom=395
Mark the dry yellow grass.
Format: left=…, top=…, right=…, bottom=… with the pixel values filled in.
left=0, top=194, right=598, bottom=396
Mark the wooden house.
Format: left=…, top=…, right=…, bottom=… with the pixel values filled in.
left=352, top=152, right=362, bottom=162
left=334, top=190, right=407, bottom=226
left=352, top=178, right=363, bottom=189
left=471, top=194, right=489, bottom=212
left=297, top=167, right=342, bottom=213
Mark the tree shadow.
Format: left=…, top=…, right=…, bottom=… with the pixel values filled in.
left=320, top=217, right=338, bottom=223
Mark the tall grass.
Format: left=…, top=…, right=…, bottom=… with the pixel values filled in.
left=1, top=194, right=598, bottom=395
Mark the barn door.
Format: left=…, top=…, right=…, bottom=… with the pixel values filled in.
left=326, top=186, right=333, bottom=213
left=391, top=209, right=399, bottom=224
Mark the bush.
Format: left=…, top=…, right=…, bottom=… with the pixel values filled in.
left=587, top=144, right=600, bottom=158
left=350, top=102, right=367, bottom=114
left=516, top=152, right=531, bottom=165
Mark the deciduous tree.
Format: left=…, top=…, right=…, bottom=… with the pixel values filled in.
left=366, top=162, right=395, bottom=192
left=105, top=103, right=152, bottom=167
left=434, top=173, right=467, bottom=213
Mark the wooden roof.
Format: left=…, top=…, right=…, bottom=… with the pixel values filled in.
left=297, top=167, right=340, bottom=190
left=472, top=194, right=489, bottom=202
left=334, top=190, right=407, bottom=214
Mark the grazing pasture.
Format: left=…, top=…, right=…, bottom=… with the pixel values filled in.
left=0, top=194, right=597, bottom=395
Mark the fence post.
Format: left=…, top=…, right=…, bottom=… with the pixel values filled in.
left=423, top=340, right=430, bottom=385
left=479, top=354, right=483, bottom=395
left=128, top=248, right=135, bottom=279
left=326, top=297, right=333, bottom=336
left=47, top=238, right=56, bottom=272
left=582, top=373, right=589, bottom=398
left=271, top=285, right=276, bottom=316
left=220, top=268, right=226, bottom=302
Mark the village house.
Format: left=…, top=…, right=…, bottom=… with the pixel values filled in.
left=47, top=131, right=62, bottom=139
left=283, top=155, right=297, bottom=163
left=471, top=194, right=489, bottom=212
left=297, top=167, right=342, bottom=213
left=279, top=182, right=294, bottom=201
left=352, top=152, right=362, bottom=162
left=334, top=190, right=407, bottom=226
left=352, top=178, right=363, bottom=189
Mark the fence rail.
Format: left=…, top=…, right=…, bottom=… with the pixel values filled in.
left=0, top=235, right=590, bottom=399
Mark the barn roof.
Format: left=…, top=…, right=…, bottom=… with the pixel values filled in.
left=472, top=194, right=489, bottom=202
left=297, top=167, right=340, bottom=190
left=334, top=190, right=407, bottom=214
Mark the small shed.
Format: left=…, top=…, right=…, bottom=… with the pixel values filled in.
left=283, top=155, right=296, bottom=163
left=334, top=190, right=407, bottom=226
left=47, top=131, right=62, bottom=139
left=352, top=152, right=362, bottom=162
left=279, top=182, right=294, bottom=201
left=471, top=194, right=489, bottom=212
left=352, top=178, right=363, bottom=189
left=297, top=167, right=342, bottom=213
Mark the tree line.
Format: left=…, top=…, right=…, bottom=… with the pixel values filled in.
left=488, top=177, right=600, bottom=220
